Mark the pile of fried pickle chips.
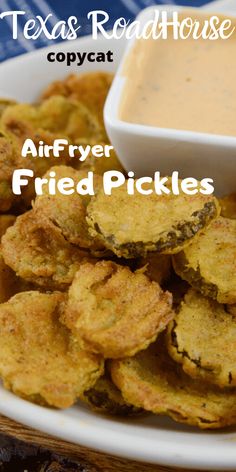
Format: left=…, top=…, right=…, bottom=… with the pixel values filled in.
left=0, top=72, right=236, bottom=430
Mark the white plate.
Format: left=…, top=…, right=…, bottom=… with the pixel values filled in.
left=0, top=1, right=236, bottom=469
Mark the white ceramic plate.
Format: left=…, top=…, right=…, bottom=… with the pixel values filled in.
left=0, top=1, right=236, bottom=469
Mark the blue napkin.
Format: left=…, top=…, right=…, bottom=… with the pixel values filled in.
left=0, top=0, right=214, bottom=61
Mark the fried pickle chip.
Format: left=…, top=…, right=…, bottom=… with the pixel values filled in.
left=136, top=254, right=172, bottom=286
left=87, top=183, right=219, bottom=258
left=111, top=340, right=236, bottom=429
left=82, top=374, right=142, bottom=416
left=38, top=95, right=104, bottom=142
left=62, top=260, right=173, bottom=359
left=1, top=95, right=103, bottom=144
left=1, top=210, right=95, bottom=290
left=0, top=291, right=103, bottom=408
left=220, top=193, right=236, bottom=219
left=173, top=217, right=236, bottom=304
left=0, top=215, right=16, bottom=239
left=167, top=289, right=236, bottom=388
left=41, top=72, right=113, bottom=128
left=34, top=166, right=106, bottom=254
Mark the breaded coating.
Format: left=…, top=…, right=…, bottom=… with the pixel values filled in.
left=111, top=340, right=236, bottom=429
left=136, top=254, right=172, bottom=286
left=167, top=289, right=236, bottom=388
left=173, top=217, right=236, bottom=304
left=1, top=210, right=95, bottom=290
left=34, top=166, right=105, bottom=254
left=220, top=193, right=236, bottom=219
left=62, top=260, right=173, bottom=359
left=1, top=95, right=103, bottom=145
left=82, top=373, right=142, bottom=416
left=0, top=291, right=103, bottom=408
left=87, top=183, right=220, bottom=258
left=0, top=214, right=16, bottom=239
left=42, top=72, right=113, bottom=128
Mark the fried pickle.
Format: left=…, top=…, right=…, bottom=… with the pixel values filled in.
left=1, top=95, right=103, bottom=145
left=1, top=210, right=95, bottom=290
left=111, top=340, right=236, bottom=429
left=33, top=166, right=106, bottom=255
left=0, top=291, right=103, bottom=408
left=87, top=183, right=219, bottom=258
left=62, top=260, right=173, bottom=359
left=41, top=72, right=113, bottom=129
left=167, top=289, right=236, bottom=388
left=220, top=193, right=236, bottom=219
left=173, top=217, right=236, bottom=304
left=82, top=373, right=142, bottom=416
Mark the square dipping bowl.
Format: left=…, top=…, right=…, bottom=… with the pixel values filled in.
left=104, top=5, right=236, bottom=195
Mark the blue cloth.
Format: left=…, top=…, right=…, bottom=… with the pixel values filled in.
left=0, top=0, right=215, bottom=61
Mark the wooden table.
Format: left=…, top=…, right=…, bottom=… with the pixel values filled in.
left=0, top=414, right=230, bottom=472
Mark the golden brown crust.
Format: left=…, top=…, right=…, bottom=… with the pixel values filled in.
left=0, top=291, right=103, bottom=408
left=173, top=217, right=236, bottom=304
left=167, top=289, right=236, bottom=388
left=62, top=260, right=173, bottom=359
left=87, top=184, right=220, bottom=258
left=111, top=340, right=236, bottom=429
left=41, top=72, right=113, bottom=129
left=1, top=210, right=96, bottom=290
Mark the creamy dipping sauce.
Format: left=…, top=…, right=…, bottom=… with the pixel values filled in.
left=120, top=12, right=236, bottom=136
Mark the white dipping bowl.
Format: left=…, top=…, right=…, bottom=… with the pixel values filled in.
left=104, top=5, right=236, bottom=196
